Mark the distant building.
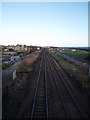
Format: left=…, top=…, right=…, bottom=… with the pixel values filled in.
left=3, top=51, right=17, bottom=55
left=4, top=48, right=9, bottom=52
left=27, top=47, right=32, bottom=52
left=21, top=45, right=25, bottom=51
left=49, top=48, right=53, bottom=51
left=15, top=45, right=28, bottom=52
left=57, top=48, right=59, bottom=51
left=72, top=49, right=77, bottom=52
left=8, top=45, right=15, bottom=50
left=37, top=47, right=40, bottom=50
left=24, top=46, right=28, bottom=51
left=60, top=50, right=62, bottom=52
left=15, top=45, right=21, bottom=51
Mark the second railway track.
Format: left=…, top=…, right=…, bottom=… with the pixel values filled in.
left=9, top=49, right=87, bottom=119
left=30, top=49, right=87, bottom=119
left=31, top=50, right=48, bottom=119
left=47, top=52, right=85, bottom=118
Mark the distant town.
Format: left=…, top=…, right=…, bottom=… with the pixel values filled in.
left=1, top=44, right=89, bottom=119
left=0, top=45, right=42, bottom=66
left=0, top=45, right=89, bottom=66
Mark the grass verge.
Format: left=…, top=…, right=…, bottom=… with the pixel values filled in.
left=51, top=52, right=89, bottom=95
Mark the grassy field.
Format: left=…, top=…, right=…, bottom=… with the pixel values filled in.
left=62, top=50, right=89, bottom=59
left=51, top=52, right=89, bottom=95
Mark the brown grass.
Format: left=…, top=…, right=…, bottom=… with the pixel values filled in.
left=51, top=52, right=88, bottom=90
left=16, top=51, right=40, bottom=72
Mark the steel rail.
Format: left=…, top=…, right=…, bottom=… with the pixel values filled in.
left=44, top=50, right=48, bottom=119
left=49, top=53, right=84, bottom=119
left=47, top=55, right=68, bottom=119
left=31, top=53, right=40, bottom=69
left=30, top=53, right=43, bottom=119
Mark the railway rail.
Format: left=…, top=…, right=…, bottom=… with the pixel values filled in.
left=3, top=49, right=88, bottom=119
left=31, top=50, right=48, bottom=119
left=47, top=52, right=85, bottom=118
left=31, top=50, right=87, bottom=119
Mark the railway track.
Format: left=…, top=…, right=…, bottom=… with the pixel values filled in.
left=3, top=49, right=87, bottom=119
left=31, top=51, right=48, bottom=119
left=46, top=53, right=85, bottom=118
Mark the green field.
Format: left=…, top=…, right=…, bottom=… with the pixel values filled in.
left=62, top=50, right=89, bottom=59
left=51, top=52, right=89, bottom=95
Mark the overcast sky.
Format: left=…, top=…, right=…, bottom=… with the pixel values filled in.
left=1, top=2, right=88, bottom=47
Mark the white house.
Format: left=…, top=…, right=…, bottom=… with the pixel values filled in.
left=72, top=49, right=77, bottom=52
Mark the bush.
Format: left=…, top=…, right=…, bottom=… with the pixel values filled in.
left=2, top=63, right=11, bottom=69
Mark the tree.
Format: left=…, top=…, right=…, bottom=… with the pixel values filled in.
left=9, top=48, right=14, bottom=52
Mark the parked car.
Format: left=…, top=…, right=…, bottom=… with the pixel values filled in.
left=21, top=56, right=25, bottom=60
left=10, top=61, right=15, bottom=65
left=4, top=60, right=11, bottom=64
left=10, top=56, right=21, bottom=63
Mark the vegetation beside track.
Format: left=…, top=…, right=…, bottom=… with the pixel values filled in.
left=50, top=52, right=89, bottom=95
left=16, top=51, right=40, bottom=73
left=62, top=50, right=89, bottom=59
left=2, top=50, right=41, bottom=118
left=2, top=63, right=11, bottom=69
left=61, top=49, right=90, bottom=65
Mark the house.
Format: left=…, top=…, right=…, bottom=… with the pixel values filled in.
left=4, top=49, right=9, bottom=52
left=72, top=49, right=77, bottom=52
left=21, top=45, right=24, bottom=51
left=37, top=47, right=40, bottom=50
left=15, top=45, right=21, bottom=51
left=24, top=46, right=28, bottom=51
